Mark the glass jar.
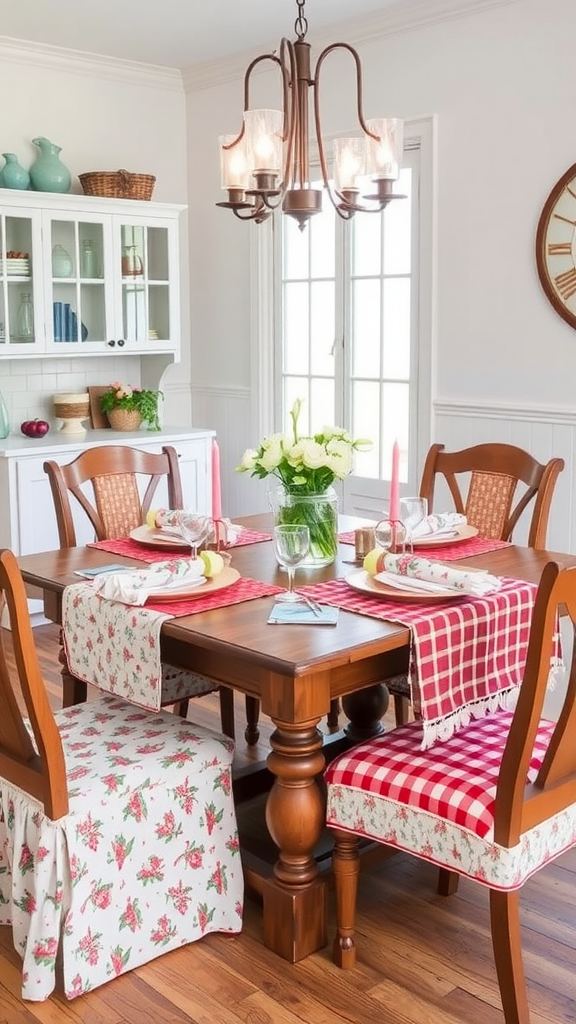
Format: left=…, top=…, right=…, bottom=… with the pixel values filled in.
left=269, top=484, right=339, bottom=567
left=16, top=292, right=34, bottom=341
left=0, top=390, right=10, bottom=438
left=81, top=238, right=98, bottom=278
left=51, top=244, right=73, bottom=278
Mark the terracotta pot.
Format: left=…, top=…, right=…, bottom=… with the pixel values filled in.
left=107, top=407, right=142, bottom=431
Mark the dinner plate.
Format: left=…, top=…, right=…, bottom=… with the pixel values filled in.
left=345, top=568, right=462, bottom=604
left=129, top=524, right=190, bottom=550
left=411, top=524, right=479, bottom=548
left=147, top=566, right=240, bottom=602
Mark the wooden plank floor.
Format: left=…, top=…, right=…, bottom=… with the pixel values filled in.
left=2, top=623, right=576, bottom=1024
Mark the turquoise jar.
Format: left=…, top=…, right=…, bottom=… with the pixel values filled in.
left=29, top=137, right=71, bottom=193
left=0, top=391, right=10, bottom=438
left=1, top=153, right=30, bottom=190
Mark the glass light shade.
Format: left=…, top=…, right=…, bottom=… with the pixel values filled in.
left=243, top=108, right=283, bottom=173
left=219, top=134, right=250, bottom=190
left=365, top=118, right=404, bottom=180
left=333, top=137, right=366, bottom=192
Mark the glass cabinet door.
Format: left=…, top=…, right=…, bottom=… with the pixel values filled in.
left=0, top=212, right=42, bottom=351
left=45, top=215, right=112, bottom=350
left=119, top=221, right=173, bottom=346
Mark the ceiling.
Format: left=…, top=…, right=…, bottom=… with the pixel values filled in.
left=0, top=0, right=422, bottom=70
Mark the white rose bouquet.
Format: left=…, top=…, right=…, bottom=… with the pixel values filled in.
left=237, top=400, right=372, bottom=563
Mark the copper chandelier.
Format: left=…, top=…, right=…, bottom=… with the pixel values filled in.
left=217, top=0, right=404, bottom=229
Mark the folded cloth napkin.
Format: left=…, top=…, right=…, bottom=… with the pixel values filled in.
left=92, top=557, right=206, bottom=605
left=149, top=510, right=242, bottom=546
left=409, top=512, right=467, bottom=539
left=377, top=551, right=501, bottom=596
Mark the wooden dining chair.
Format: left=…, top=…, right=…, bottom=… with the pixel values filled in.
left=387, top=442, right=565, bottom=726
left=326, top=558, right=576, bottom=1024
left=43, top=444, right=257, bottom=741
left=0, top=547, right=243, bottom=1001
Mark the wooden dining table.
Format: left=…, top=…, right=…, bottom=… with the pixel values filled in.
left=16, top=513, right=576, bottom=963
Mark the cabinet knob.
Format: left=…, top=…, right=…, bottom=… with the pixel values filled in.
left=108, top=339, right=116, bottom=347
left=117, top=339, right=125, bottom=347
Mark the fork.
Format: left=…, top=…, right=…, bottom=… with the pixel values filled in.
left=299, top=594, right=323, bottom=617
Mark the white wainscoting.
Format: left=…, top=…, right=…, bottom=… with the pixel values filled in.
left=432, top=400, right=575, bottom=555
left=191, top=387, right=575, bottom=554
left=191, top=386, right=270, bottom=518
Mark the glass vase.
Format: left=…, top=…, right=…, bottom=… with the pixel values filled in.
left=269, top=485, right=339, bottom=567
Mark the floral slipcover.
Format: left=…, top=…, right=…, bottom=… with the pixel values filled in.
left=0, top=696, right=243, bottom=1001
left=325, top=712, right=576, bottom=890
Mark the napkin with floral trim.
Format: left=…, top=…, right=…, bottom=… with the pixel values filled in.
left=378, top=551, right=501, bottom=597
left=92, top=557, right=207, bottom=605
left=409, top=512, right=467, bottom=538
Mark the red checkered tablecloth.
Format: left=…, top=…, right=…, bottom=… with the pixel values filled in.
left=87, top=528, right=272, bottom=564
left=298, top=575, right=552, bottom=748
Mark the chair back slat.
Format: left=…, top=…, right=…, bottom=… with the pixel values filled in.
left=93, top=473, right=142, bottom=538
left=465, top=470, right=516, bottom=539
left=419, top=442, right=564, bottom=548
left=44, top=445, right=184, bottom=547
left=0, top=549, right=68, bottom=819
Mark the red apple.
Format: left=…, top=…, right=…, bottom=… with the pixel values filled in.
left=21, top=419, right=50, bottom=438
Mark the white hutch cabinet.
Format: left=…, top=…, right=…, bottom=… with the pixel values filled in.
left=0, top=189, right=184, bottom=358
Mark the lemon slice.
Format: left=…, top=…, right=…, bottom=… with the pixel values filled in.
left=199, top=550, right=225, bottom=578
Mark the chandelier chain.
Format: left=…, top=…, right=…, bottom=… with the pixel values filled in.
left=294, top=0, right=308, bottom=41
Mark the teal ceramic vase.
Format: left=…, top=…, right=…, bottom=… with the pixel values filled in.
left=29, top=137, right=71, bottom=193
left=1, top=153, right=30, bottom=190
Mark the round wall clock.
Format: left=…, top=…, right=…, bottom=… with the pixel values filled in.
left=536, top=161, right=576, bottom=330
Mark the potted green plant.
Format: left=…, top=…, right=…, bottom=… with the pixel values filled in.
left=100, top=382, right=162, bottom=431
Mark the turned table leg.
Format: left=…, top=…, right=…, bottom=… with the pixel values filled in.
left=58, top=627, right=87, bottom=706
left=262, top=718, right=327, bottom=961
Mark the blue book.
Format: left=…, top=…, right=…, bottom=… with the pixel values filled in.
left=53, top=302, right=63, bottom=342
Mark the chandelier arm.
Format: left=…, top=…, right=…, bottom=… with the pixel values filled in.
left=314, top=42, right=380, bottom=142
left=312, top=40, right=388, bottom=218
left=278, top=37, right=298, bottom=193
left=222, top=53, right=284, bottom=152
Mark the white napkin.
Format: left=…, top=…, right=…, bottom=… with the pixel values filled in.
left=378, top=552, right=501, bottom=597
left=93, top=557, right=206, bottom=605
left=409, top=512, right=467, bottom=539
left=152, top=513, right=242, bottom=546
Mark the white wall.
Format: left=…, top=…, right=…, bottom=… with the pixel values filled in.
left=0, top=42, right=191, bottom=428
left=184, top=0, right=576, bottom=545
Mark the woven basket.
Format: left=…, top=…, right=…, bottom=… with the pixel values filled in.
left=78, top=169, right=156, bottom=201
left=107, top=408, right=143, bottom=431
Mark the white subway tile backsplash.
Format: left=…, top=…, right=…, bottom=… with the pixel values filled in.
left=0, top=355, right=143, bottom=433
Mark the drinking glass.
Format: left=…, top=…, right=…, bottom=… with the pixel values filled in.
left=400, top=496, right=428, bottom=551
left=176, top=511, right=212, bottom=560
left=273, top=524, right=311, bottom=603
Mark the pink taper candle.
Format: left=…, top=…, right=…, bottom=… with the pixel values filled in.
left=389, top=440, right=400, bottom=523
left=212, top=438, right=222, bottom=521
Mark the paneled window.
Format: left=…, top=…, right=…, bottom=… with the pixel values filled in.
left=268, top=124, right=431, bottom=515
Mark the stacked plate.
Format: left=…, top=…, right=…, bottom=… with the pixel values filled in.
left=0, top=256, right=30, bottom=276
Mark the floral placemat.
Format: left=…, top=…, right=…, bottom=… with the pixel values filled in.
left=62, top=575, right=281, bottom=711
left=298, top=575, right=556, bottom=748
left=87, top=528, right=272, bottom=564
left=338, top=531, right=511, bottom=561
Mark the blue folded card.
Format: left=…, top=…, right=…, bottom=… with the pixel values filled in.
left=267, top=603, right=339, bottom=626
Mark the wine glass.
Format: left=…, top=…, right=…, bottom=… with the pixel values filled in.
left=400, top=496, right=428, bottom=552
left=176, top=511, right=212, bottom=560
left=273, top=524, right=311, bottom=603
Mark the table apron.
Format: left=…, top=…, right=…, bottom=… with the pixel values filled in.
left=161, top=635, right=409, bottom=723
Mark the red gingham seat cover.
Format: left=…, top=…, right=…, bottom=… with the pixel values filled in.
left=325, top=713, right=576, bottom=889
